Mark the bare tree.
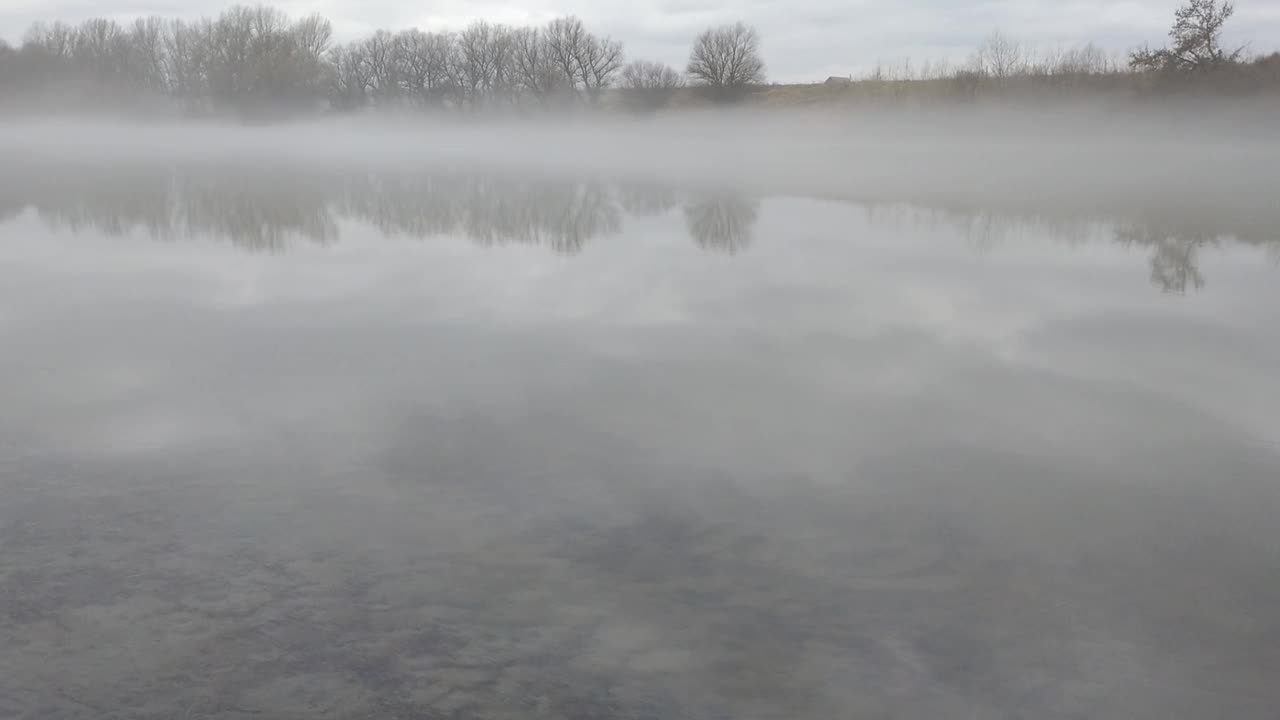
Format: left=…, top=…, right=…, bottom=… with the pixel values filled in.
left=287, top=14, right=332, bottom=100
left=291, top=13, right=332, bottom=61
left=23, top=22, right=77, bottom=60
left=328, top=42, right=373, bottom=108
left=395, top=30, right=429, bottom=103
left=457, top=21, right=500, bottom=106
left=511, top=27, right=565, bottom=101
left=126, top=17, right=168, bottom=93
left=577, top=35, right=624, bottom=101
left=620, top=59, right=683, bottom=109
left=489, top=25, right=517, bottom=104
left=235, top=6, right=317, bottom=108
left=164, top=19, right=210, bottom=105
left=1131, top=0, right=1243, bottom=71
left=73, top=18, right=128, bottom=81
left=686, top=22, right=765, bottom=99
left=971, top=30, right=1026, bottom=78
left=360, top=30, right=399, bottom=100
left=427, top=32, right=459, bottom=104
left=203, top=7, right=253, bottom=104
left=393, top=30, right=458, bottom=106
left=1057, top=43, right=1113, bottom=75
left=622, top=59, right=684, bottom=90
left=544, top=16, right=589, bottom=93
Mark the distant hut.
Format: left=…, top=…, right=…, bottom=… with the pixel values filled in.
left=824, top=75, right=853, bottom=87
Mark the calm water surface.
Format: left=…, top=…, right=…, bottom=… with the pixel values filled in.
left=1, top=161, right=1279, bottom=719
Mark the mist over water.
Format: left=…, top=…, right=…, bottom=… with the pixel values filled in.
left=1, top=112, right=1279, bottom=719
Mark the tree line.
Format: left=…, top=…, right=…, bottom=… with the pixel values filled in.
left=0, top=6, right=766, bottom=115
left=1, top=0, right=1272, bottom=115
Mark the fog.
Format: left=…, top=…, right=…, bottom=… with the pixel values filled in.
left=1, top=107, right=1279, bottom=719
left=5, top=104, right=1279, bottom=191
left=4, top=105, right=1278, bottom=287
left=4, top=106, right=1278, bottom=231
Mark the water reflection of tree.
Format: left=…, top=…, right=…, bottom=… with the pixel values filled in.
left=339, top=173, right=622, bottom=253
left=176, top=171, right=338, bottom=251
left=616, top=182, right=679, bottom=217
left=1, top=163, right=626, bottom=254
left=460, top=180, right=621, bottom=254
left=0, top=157, right=24, bottom=222
left=25, top=166, right=175, bottom=240
left=340, top=173, right=462, bottom=239
left=1114, top=223, right=1221, bottom=294
left=862, top=197, right=1278, bottom=294
left=7, top=163, right=337, bottom=252
left=4, top=162, right=1277, bottom=286
left=683, top=195, right=759, bottom=255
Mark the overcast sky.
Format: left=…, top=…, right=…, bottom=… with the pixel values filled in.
left=2, top=0, right=1278, bottom=81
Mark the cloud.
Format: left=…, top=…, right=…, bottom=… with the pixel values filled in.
left=1, top=0, right=1278, bottom=80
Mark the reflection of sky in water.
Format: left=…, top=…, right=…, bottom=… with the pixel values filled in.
left=1, top=167, right=1279, bottom=719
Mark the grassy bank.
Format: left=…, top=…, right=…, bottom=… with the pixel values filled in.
left=651, top=53, right=1280, bottom=109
